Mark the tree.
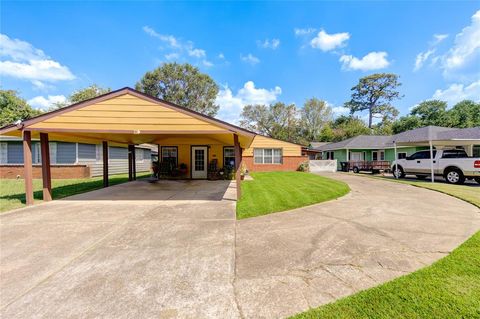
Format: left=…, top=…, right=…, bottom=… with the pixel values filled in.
left=391, top=115, right=423, bottom=134
left=447, top=100, right=480, bottom=128
left=136, top=62, right=219, bottom=116
left=410, top=100, right=448, bottom=126
left=0, top=90, right=42, bottom=127
left=53, top=84, right=111, bottom=109
left=318, top=124, right=335, bottom=142
left=346, top=73, right=402, bottom=128
left=239, top=102, right=302, bottom=143
left=329, top=116, right=370, bottom=142
left=300, top=98, right=333, bottom=141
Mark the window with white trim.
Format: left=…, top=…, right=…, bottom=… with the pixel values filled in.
left=223, top=147, right=235, bottom=168
left=254, top=148, right=282, bottom=164
left=162, top=146, right=178, bottom=165
left=397, top=152, right=407, bottom=159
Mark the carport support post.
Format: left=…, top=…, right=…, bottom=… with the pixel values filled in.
left=394, top=142, right=398, bottom=179
left=429, top=140, right=435, bottom=183
left=157, top=144, right=161, bottom=179
left=102, top=141, right=109, bottom=187
left=234, top=134, right=242, bottom=199
left=40, top=133, right=52, bottom=201
left=23, top=130, right=34, bottom=206
left=128, top=144, right=134, bottom=181
left=132, top=146, right=136, bottom=180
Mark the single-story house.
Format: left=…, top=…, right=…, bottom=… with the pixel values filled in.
left=0, top=135, right=154, bottom=179
left=316, top=126, right=480, bottom=170
left=0, top=87, right=306, bottom=204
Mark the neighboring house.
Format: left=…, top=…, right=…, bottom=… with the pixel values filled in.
left=0, top=136, right=153, bottom=179
left=316, top=126, right=480, bottom=170
left=302, top=142, right=328, bottom=160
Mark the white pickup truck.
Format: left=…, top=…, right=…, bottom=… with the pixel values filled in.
left=392, top=149, right=480, bottom=185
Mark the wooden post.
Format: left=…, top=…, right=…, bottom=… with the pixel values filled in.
left=234, top=134, right=242, bottom=200
left=157, top=144, right=161, bottom=180
left=23, top=130, right=34, bottom=205
left=128, top=144, right=134, bottom=181
left=40, top=133, right=52, bottom=201
left=132, top=146, right=136, bottom=180
left=103, top=141, right=109, bottom=187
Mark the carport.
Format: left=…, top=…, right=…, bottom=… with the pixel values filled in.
left=392, top=126, right=480, bottom=182
left=0, top=87, right=255, bottom=204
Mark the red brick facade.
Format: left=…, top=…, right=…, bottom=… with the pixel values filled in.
left=0, top=165, right=90, bottom=179
left=242, top=156, right=308, bottom=172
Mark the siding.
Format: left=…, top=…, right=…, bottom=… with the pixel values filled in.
left=89, top=147, right=152, bottom=177
left=243, top=135, right=301, bottom=157
left=28, top=93, right=228, bottom=132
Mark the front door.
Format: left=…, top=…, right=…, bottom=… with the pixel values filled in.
left=351, top=152, right=363, bottom=161
left=191, top=146, right=208, bottom=179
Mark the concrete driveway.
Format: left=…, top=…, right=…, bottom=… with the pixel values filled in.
left=1, top=175, right=479, bottom=318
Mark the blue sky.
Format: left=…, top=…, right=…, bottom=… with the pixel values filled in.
left=1, top=1, right=479, bottom=124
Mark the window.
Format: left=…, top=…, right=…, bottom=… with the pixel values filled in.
left=442, top=150, right=468, bottom=158
left=380, top=151, right=385, bottom=161
left=373, top=150, right=385, bottom=161
left=372, top=152, right=378, bottom=161
left=162, top=146, right=178, bottom=165
left=223, top=147, right=235, bottom=168
left=324, top=151, right=334, bottom=160
left=253, top=148, right=282, bottom=164
left=109, top=146, right=128, bottom=160
left=7, top=142, right=23, bottom=164
left=474, top=146, right=480, bottom=158
left=56, top=142, right=76, bottom=164
left=409, top=150, right=436, bottom=160
left=397, top=152, right=407, bottom=159
left=78, top=143, right=96, bottom=160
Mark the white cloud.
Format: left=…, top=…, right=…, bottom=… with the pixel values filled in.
left=339, top=51, right=390, bottom=71
left=257, top=38, right=280, bottom=49
left=294, top=28, right=316, bottom=36
left=218, top=53, right=225, bottom=59
left=0, top=34, right=75, bottom=87
left=27, top=95, right=67, bottom=110
left=310, top=29, right=350, bottom=51
left=216, top=81, right=282, bottom=123
left=442, top=10, right=480, bottom=78
left=432, top=33, right=449, bottom=45
left=143, top=26, right=212, bottom=66
left=414, top=48, right=436, bottom=71
left=331, top=106, right=350, bottom=116
left=432, top=80, right=480, bottom=105
left=241, top=53, right=260, bottom=65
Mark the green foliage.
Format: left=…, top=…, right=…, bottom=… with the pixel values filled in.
left=447, top=100, right=480, bottom=128
left=240, top=102, right=302, bottom=144
left=53, top=84, right=111, bottom=109
left=329, top=116, right=371, bottom=142
left=346, top=73, right=402, bottom=128
left=318, top=124, right=335, bottom=142
left=0, top=90, right=42, bottom=127
left=135, top=62, right=219, bottom=116
left=300, top=98, right=333, bottom=141
left=297, top=161, right=310, bottom=172
left=237, top=172, right=349, bottom=219
left=410, top=100, right=448, bottom=126
left=392, top=115, right=423, bottom=134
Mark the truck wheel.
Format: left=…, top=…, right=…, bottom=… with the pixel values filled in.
left=392, top=166, right=405, bottom=179
left=353, top=167, right=360, bottom=174
left=444, top=168, right=465, bottom=185
left=416, top=175, right=427, bottom=180
left=474, top=177, right=480, bottom=184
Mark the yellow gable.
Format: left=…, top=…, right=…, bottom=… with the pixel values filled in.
left=28, top=93, right=229, bottom=133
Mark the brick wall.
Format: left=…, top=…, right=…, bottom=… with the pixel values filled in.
left=0, top=165, right=90, bottom=179
left=243, top=156, right=308, bottom=172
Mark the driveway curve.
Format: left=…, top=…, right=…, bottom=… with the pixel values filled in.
left=234, top=173, right=480, bottom=318
left=1, top=175, right=479, bottom=319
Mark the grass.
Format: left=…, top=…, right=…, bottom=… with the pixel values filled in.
left=291, top=174, right=480, bottom=319
left=236, top=171, right=350, bottom=219
left=0, top=171, right=151, bottom=213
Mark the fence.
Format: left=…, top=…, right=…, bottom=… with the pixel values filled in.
left=309, top=160, right=337, bottom=173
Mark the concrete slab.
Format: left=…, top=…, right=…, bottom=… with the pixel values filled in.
left=1, top=174, right=479, bottom=319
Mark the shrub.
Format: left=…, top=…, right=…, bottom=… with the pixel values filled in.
left=298, top=161, right=309, bottom=172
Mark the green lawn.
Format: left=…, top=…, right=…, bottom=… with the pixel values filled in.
left=0, top=172, right=151, bottom=213
left=291, top=176, right=480, bottom=319
left=236, top=171, right=350, bottom=219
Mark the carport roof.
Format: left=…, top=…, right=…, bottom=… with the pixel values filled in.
left=0, top=87, right=256, bottom=147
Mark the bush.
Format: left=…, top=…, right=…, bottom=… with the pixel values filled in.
left=297, top=161, right=309, bottom=172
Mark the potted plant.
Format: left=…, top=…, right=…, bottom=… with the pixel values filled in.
left=240, top=163, right=247, bottom=180
left=179, top=163, right=188, bottom=175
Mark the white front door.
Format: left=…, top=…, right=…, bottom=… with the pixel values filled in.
left=191, top=146, right=208, bottom=179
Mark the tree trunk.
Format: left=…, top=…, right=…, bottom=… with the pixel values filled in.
left=368, top=105, right=373, bottom=128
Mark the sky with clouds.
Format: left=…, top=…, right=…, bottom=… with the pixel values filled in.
left=1, top=2, right=479, bottom=124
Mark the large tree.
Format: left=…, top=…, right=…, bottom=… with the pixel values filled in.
left=447, top=100, right=480, bottom=128
left=300, top=98, right=332, bottom=141
left=54, top=84, right=111, bottom=109
left=391, top=115, right=423, bottom=134
left=329, top=115, right=371, bottom=142
left=136, top=62, right=219, bottom=116
left=410, top=100, right=448, bottom=126
left=240, top=102, right=301, bottom=143
left=0, top=90, right=42, bottom=127
left=346, top=73, right=402, bottom=128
